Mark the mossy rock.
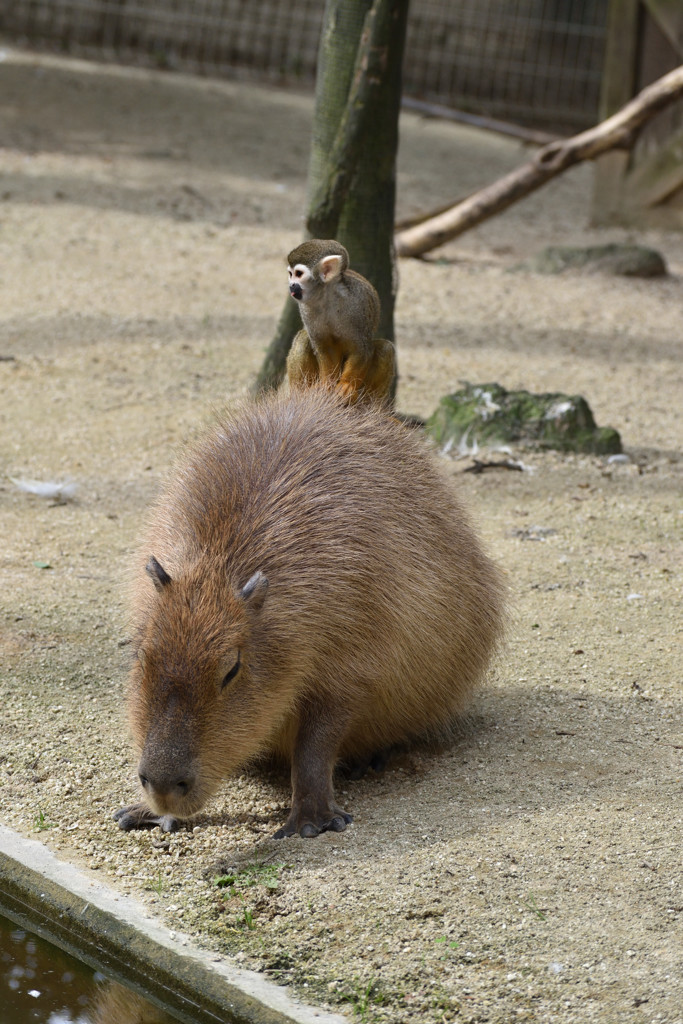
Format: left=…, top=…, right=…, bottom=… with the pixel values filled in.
left=426, top=383, right=622, bottom=455
left=512, top=243, right=667, bottom=278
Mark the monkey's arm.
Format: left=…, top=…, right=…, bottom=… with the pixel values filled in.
left=286, top=329, right=321, bottom=387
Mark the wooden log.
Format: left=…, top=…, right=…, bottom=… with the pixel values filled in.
left=395, top=65, right=683, bottom=259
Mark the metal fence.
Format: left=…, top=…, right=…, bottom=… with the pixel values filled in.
left=0, top=0, right=609, bottom=130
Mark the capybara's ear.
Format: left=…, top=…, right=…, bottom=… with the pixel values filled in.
left=239, top=571, right=269, bottom=611
left=146, top=556, right=172, bottom=591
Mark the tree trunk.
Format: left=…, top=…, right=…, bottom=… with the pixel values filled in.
left=322, top=0, right=408, bottom=344
left=254, top=0, right=409, bottom=393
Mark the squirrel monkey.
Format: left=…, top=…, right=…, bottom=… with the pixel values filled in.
left=286, top=239, right=396, bottom=406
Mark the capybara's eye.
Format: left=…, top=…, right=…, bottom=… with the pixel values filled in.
left=222, top=651, right=241, bottom=689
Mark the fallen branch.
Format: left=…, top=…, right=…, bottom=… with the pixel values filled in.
left=396, top=65, right=683, bottom=258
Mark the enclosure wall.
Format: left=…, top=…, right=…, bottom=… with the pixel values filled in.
left=0, top=0, right=609, bottom=131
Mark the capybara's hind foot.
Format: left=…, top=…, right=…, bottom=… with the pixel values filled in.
left=113, top=803, right=180, bottom=833
left=273, top=806, right=353, bottom=840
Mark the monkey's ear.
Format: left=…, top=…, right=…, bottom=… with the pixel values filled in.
left=319, top=254, right=344, bottom=282
left=240, top=571, right=269, bottom=611
left=146, top=556, right=172, bottom=591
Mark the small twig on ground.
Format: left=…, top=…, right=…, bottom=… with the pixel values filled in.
left=463, top=458, right=525, bottom=474
left=181, top=183, right=212, bottom=207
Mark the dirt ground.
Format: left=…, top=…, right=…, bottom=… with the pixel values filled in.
left=1, top=48, right=681, bottom=1024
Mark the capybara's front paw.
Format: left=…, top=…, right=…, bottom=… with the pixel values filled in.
left=273, top=806, right=353, bottom=840
left=113, top=803, right=180, bottom=833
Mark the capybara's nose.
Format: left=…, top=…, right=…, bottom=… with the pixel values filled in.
left=138, top=767, right=195, bottom=800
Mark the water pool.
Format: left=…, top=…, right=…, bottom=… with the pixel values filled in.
left=0, top=910, right=178, bottom=1023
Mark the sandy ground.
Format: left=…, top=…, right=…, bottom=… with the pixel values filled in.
left=1, top=48, right=682, bottom=1024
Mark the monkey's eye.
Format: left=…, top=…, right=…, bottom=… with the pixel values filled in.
left=294, top=269, right=304, bottom=279
left=221, top=651, right=241, bottom=689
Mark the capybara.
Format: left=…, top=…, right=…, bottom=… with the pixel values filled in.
left=114, top=386, right=505, bottom=839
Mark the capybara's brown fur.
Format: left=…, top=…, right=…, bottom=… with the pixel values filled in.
left=115, top=386, right=505, bottom=839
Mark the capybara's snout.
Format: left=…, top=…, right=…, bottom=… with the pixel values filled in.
left=137, top=747, right=200, bottom=817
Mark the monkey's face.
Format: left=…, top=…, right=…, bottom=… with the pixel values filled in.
left=288, top=262, right=312, bottom=302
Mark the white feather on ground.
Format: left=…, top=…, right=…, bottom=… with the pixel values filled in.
left=10, top=477, right=77, bottom=501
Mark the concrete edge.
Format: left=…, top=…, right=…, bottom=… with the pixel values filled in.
left=0, top=824, right=347, bottom=1024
